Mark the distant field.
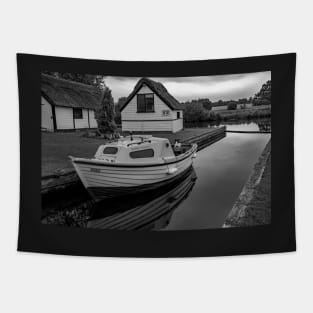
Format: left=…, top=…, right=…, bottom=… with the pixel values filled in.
left=217, top=105, right=270, bottom=114
left=215, top=105, right=271, bottom=120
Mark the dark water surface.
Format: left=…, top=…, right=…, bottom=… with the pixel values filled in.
left=164, top=131, right=270, bottom=230
left=84, top=121, right=270, bottom=231
left=186, top=118, right=271, bottom=133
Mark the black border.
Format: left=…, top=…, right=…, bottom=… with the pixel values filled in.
left=17, top=53, right=296, bottom=257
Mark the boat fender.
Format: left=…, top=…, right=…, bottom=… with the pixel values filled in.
left=167, top=167, right=178, bottom=175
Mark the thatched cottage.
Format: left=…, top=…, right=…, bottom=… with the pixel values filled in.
left=41, top=74, right=101, bottom=131
left=120, top=78, right=183, bottom=133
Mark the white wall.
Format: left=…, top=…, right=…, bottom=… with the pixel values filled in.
left=41, top=97, right=54, bottom=131
left=121, top=84, right=183, bottom=132
left=74, top=108, right=89, bottom=129
left=54, top=107, right=97, bottom=130
left=172, top=118, right=183, bottom=132
left=121, top=84, right=175, bottom=121
left=122, top=120, right=173, bottom=132
left=54, top=106, right=74, bottom=130
left=89, top=109, right=98, bottom=128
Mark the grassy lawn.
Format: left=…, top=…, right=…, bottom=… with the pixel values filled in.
left=243, top=154, right=271, bottom=225
left=41, top=128, right=217, bottom=177
left=42, top=132, right=102, bottom=176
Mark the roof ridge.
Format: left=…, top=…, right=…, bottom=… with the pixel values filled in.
left=41, top=73, right=99, bottom=90
left=120, top=77, right=182, bottom=112
left=41, top=73, right=102, bottom=110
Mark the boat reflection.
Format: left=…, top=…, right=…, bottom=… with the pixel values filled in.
left=87, top=167, right=197, bottom=231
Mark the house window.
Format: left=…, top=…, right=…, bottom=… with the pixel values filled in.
left=73, top=108, right=83, bottom=119
left=129, top=149, right=154, bottom=159
left=177, top=112, right=181, bottom=119
left=137, top=94, right=154, bottom=113
left=162, top=110, right=170, bottom=117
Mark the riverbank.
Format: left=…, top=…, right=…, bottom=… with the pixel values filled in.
left=41, top=127, right=225, bottom=194
left=216, top=105, right=270, bottom=121
left=183, top=105, right=271, bottom=124
left=223, top=139, right=271, bottom=227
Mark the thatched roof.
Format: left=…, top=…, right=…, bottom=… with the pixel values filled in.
left=41, top=74, right=102, bottom=109
left=120, top=78, right=182, bottom=112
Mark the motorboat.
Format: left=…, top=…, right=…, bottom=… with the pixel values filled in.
left=87, top=167, right=197, bottom=230
left=70, top=135, right=197, bottom=200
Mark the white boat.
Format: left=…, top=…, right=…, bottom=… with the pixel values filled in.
left=87, top=167, right=197, bottom=230
left=70, top=135, right=197, bottom=200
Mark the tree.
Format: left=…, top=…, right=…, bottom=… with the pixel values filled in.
left=227, top=101, right=237, bottom=110
left=97, top=87, right=116, bottom=134
left=114, top=97, right=127, bottom=124
left=252, top=80, right=271, bottom=106
left=238, top=98, right=248, bottom=104
left=183, top=103, right=209, bottom=122
left=202, top=100, right=212, bottom=111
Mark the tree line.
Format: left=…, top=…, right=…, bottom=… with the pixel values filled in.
left=43, top=72, right=271, bottom=130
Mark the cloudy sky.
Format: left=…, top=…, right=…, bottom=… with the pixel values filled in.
left=105, top=71, right=271, bottom=103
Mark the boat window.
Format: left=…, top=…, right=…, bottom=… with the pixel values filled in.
left=102, top=146, right=118, bottom=155
left=129, top=149, right=154, bottom=158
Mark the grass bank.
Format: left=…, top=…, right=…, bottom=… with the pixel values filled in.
left=224, top=139, right=271, bottom=227
left=184, top=105, right=271, bottom=123
left=217, top=106, right=271, bottom=121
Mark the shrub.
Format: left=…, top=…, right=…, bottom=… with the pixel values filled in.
left=97, top=87, right=116, bottom=134
left=183, top=103, right=209, bottom=122
left=227, top=102, right=237, bottom=110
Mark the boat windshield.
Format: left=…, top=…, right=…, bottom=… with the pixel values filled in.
left=129, top=149, right=155, bottom=159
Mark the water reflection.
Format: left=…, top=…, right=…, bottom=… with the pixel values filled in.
left=185, top=118, right=271, bottom=132
left=164, top=131, right=270, bottom=230
left=87, top=167, right=197, bottom=231
left=257, top=120, right=271, bottom=132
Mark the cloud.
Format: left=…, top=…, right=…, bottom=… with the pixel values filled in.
left=105, top=71, right=271, bottom=102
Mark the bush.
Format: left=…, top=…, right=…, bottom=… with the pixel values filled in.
left=227, top=102, right=237, bottom=110
left=252, top=98, right=271, bottom=106
left=97, top=87, right=116, bottom=134
left=183, top=103, right=209, bottom=122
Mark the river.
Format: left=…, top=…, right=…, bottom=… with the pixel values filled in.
left=83, top=120, right=271, bottom=231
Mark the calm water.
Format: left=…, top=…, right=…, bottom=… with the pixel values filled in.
left=86, top=121, right=270, bottom=231
left=186, top=118, right=271, bottom=133
left=164, top=132, right=270, bottom=230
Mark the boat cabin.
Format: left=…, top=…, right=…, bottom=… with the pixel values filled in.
left=94, top=136, right=177, bottom=164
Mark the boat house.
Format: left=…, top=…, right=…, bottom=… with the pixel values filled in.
left=41, top=74, right=101, bottom=131
left=120, top=78, right=183, bottom=133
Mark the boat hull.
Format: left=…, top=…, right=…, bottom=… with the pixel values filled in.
left=71, top=145, right=197, bottom=200
left=87, top=167, right=197, bottom=230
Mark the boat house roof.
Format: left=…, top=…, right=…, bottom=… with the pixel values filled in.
left=120, top=77, right=183, bottom=112
left=41, top=74, right=102, bottom=110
